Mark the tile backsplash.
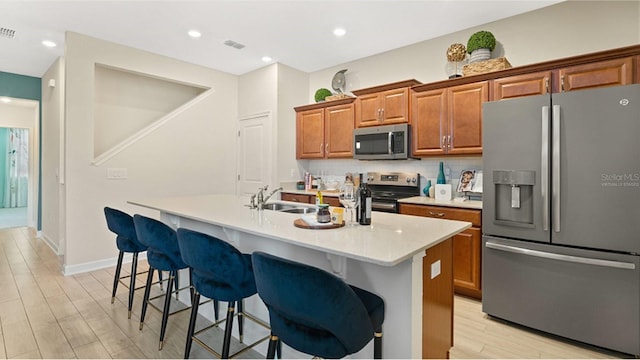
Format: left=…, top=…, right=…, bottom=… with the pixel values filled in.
left=293, top=157, right=483, bottom=198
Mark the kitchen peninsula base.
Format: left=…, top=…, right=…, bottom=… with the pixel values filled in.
left=129, top=195, right=470, bottom=358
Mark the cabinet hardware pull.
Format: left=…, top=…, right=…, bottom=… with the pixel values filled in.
left=325, top=144, right=329, bottom=154
left=447, top=135, right=451, bottom=150
left=320, top=143, right=324, bottom=155
left=544, top=78, right=549, bottom=94
left=560, top=75, right=565, bottom=92
left=442, top=136, right=446, bottom=150
left=428, top=211, right=445, bottom=217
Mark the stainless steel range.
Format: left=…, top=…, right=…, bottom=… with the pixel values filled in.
left=366, top=172, right=420, bottom=213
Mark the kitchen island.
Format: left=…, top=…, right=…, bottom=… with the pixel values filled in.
left=129, top=194, right=471, bottom=358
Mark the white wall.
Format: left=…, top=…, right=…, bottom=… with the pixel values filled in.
left=276, top=64, right=309, bottom=183
left=41, top=57, right=64, bottom=253
left=308, top=1, right=640, bottom=100
left=61, top=32, right=238, bottom=273
left=298, top=1, right=640, bottom=191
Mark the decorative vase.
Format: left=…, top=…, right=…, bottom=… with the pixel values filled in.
left=437, top=162, right=446, bottom=184
left=422, top=179, right=432, bottom=196
left=469, top=48, right=491, bottom=63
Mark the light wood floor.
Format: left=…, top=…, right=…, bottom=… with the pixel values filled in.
left=0, top=226, right=630, bottom=359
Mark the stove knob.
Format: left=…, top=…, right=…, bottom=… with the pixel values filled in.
left=405, top=177, right=411, bottom=183
left=412, top=177, right=417, bottom=184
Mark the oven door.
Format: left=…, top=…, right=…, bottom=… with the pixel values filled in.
left=371, top=198, right=399, bottom=213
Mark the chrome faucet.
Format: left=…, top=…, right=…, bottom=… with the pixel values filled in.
left=262, top=187, right=283, bottom=207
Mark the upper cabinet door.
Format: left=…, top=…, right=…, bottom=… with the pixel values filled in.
left=411, top=88, right=447, bottom=156
left=448, top=81, right=488, bottom=155
left=559, top=57, right=633, bottom=92
left=296, top=108, right=325, bottom=159
left=355, top=93, right=381, bottom=127
left=380, top=88, right=410, bottom=125
left=325, top=103, right=355, bottom=158
left=491, top=71, right=553, bottom=101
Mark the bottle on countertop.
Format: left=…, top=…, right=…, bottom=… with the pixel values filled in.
left=358, top=173, right=372, bottom=225
left=437, top=161, right=446, bottom=184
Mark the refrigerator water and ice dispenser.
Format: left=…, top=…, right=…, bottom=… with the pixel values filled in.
left=493, top=170, right=535, bottom=228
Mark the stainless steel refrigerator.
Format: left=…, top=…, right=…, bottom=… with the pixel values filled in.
left=482, top=84, right=640, bottom=355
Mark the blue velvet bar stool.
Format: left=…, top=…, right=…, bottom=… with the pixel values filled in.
left=133, top=214, right=193, bottom=350
left=251, top=251, right=385, bottom=359
left=104, top=207, right=158, bottom=319
left=176, top=228, right=270, bottom=359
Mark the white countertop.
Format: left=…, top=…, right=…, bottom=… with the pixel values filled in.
left=399, top=196, right=483, bottom=210
left=129, top=194, right=471, bottom=267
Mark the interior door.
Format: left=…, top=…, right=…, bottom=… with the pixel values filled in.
left=552, top=84, right=640, bottom=253
left=236, top=112, right=271, bottom=196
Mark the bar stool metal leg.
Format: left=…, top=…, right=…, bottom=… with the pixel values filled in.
left=139, top=267, right=155, bottom=331
left=128, top=252, right=139, bottom=319
left=112, top=251, right=124, bottom=304
left=221, top=302, right=235, bottom=359
left=237, top=299, right=244, bottom=343
left=374, top=330, right=383, bottom=359
left=159, top=270, right=175, bottom=350
left=184, top=291, right=201, bottom=359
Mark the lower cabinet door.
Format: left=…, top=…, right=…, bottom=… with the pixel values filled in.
left=453, top=227, right=481, bottom=298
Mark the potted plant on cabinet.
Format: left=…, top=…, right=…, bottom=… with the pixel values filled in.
left=467, top=30, right=496, bottom=63
left=314, top=88, right=332, bottom=102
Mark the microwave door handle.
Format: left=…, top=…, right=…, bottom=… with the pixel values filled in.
left=387, top=132, right=393, bottom=154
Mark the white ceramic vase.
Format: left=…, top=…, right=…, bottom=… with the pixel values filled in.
left=469, top=48, right=491, bottom=63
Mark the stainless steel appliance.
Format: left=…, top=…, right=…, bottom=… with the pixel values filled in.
left=367, top=171, right=420, bottom=213
left=354, top=124, right=411, bottom=160
left=482, top=84, right=640, bottom=355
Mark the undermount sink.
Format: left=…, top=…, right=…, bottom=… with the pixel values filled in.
left=279, top=207, right=316, bottom=214
left=262, top=202, right=315, bottom=213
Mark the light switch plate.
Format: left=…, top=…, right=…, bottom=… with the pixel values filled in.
left=107, top=168, right=128, bottom=179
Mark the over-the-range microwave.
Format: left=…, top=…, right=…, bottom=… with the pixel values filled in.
left=353, top=123, right=411, bottom=160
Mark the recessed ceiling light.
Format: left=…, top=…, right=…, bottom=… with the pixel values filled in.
left=0, top=97, right=11, bottom=103
left=261, top=56, right=273, bottom=63
left=188, top=30, right=201, bottom=38
left=42, top=40, right=56, bottom=48
left=333, top=28, right=347, bottom=37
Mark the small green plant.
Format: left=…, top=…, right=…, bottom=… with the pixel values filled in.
left=466, top=31, right=496, bottom=54
left=314, top=88, right=332, bottom=102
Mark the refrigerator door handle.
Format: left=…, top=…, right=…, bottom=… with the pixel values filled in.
left=541, top=106, right=550, bottom=231
left=486, top=241, right=636, bottom=270
left=552, top=105, right=561, bottom=233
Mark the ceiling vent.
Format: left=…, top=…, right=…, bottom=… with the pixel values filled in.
left=0, top=27, right=16, bottom=39
left=223, top=40, right=245, bottom=50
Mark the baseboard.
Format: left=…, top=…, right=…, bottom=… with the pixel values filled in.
left=39, top=232, right=61, bottom=255
left=63, top=252, right=147, bottom=276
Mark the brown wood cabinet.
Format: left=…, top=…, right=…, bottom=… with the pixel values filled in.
left=399, top=203, right=482, bottom=299
left=491, top=70, right=552, bottom=100
left=491, top=58, right=633, bottom=101
left=353, top=79, right=420, bottom=128
left=411, top=81, right=487, bottom=156
left=281, top=192, right=313, bottom=204
left=558, top=56, right=633, bottom=92
left=295, top=99, right=355, bottom=159
left=281, top=192, right=341, bottom=207
left=422, top=237, right=454, bottom=359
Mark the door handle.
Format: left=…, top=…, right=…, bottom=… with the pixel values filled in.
left=552, top=105, right=561, bottom=233
left=541, top=106, right=549, bottom=231
left=486, top=241, right=636, bottom=270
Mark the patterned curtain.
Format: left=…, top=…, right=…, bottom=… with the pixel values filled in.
left=3, top=128, right=29, bottom=208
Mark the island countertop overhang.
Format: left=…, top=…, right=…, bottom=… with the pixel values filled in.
left=128, top=194, right=471, bottom=267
